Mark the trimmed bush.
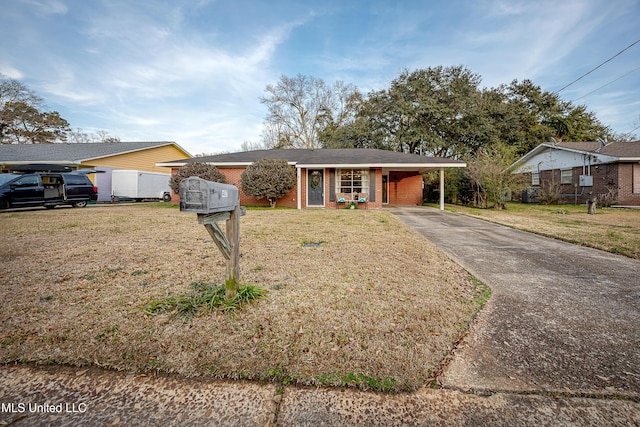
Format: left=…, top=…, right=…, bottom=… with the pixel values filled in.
left=169, top=162, right=226, bottom=194
left=240, top=158, right=296, bottom=208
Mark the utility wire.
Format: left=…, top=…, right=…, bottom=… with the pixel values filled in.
left=571, top=65, right=640, bottom=102
left=554, top=38, right=640, bottom=94
left=623, top=123, right=640, bottom=137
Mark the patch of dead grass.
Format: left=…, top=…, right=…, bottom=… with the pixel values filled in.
left=0, top=205, right=486, bottom=391
left=439, top=203, right=640, bottom=259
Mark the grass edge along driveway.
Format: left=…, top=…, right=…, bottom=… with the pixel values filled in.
left=430, top=202, right=640, bottom=260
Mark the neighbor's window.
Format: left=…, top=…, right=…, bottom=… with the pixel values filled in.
left=633, top=164, right=640, bottom=194
left=532, top=172, right=540, bottom=186
left=561, top=169, right=573, bottom=185
left=337, top=169, right=368, bottom=196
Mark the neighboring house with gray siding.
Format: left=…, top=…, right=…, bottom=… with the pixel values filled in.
left=512, top=140, right=640, bottom=206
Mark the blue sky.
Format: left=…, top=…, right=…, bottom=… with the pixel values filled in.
left=2, top=0, right=639, bottom=155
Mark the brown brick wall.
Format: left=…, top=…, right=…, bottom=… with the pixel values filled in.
left=172, top=166, right=418, bottom=208
left=170, top=166, right=298, bottom=208
left=388, top=172, right=423, bottom=206
left=618, top=163, right=640, bottom=206
left=222, top=167, right=298, bottom=208
left=529, top=163, right=640, bottom=206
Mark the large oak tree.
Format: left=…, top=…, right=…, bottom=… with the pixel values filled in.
left=0, top=75, right=70, bottom=144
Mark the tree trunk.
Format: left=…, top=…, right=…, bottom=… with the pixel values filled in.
left=587, top=197, right=597, bottom=215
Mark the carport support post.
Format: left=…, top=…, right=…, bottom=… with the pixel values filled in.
left=225, top=204, right=241, bottom=299
left=439, top=168, right=445, bottom=211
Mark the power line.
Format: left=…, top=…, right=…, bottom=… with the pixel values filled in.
left=623, top=123, right=640, bottom=137
left=571, top=65, right=640, bottom=102
left=554, top=38, right=640, bottom=94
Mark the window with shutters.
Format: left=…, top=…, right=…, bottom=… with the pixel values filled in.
left=336, top=169, right=368, bottom=197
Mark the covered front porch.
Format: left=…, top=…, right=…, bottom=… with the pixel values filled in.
left=295, top=165, right=453, bottom=210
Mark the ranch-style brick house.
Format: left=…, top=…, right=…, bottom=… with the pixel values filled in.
left=158, top=148, right=466, bottom=210
left=512, top=140, right=640, bottom=206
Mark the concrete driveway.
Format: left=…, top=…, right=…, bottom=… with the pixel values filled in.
left=389, top=206, right=640, bottom=397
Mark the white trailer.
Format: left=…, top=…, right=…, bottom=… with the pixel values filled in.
left=111, top=170, right=172, bottom=202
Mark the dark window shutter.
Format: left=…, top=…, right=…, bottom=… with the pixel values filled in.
left=329, top=169, right=336, bottom=202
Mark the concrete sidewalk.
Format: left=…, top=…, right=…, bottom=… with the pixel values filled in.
left=1, top=207, right=639, bottom=426
left=1, top=364, right=638, bottom=426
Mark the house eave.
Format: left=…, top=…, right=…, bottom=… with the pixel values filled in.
left=157, top=161, right=467, bottom=169
left=80, top=142, right=191, bottom=163
left=1, top=160, right=82, bottom=166
left=295, top=162, right=466, bottom=169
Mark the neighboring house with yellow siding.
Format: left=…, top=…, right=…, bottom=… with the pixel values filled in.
left=0, top=142, right=191, bottom=202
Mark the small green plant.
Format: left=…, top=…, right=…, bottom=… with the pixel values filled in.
left=469, top=276, right=491, bottom=307
left=143, top=282, right=266, bottom=321
left=313, top=372, right=397, bottom=392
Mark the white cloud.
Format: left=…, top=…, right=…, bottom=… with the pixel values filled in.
left=24, top=0, right=67, bottom=15
left=0, top=65, right=24, bottom=79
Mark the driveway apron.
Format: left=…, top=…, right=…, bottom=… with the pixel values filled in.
left=389, top=206, right=640, bottom=398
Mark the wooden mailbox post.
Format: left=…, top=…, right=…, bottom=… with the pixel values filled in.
left=180, top=177, right=245, bottom=299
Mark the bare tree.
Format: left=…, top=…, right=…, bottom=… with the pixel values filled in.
left=240, top=140, right=267, bottom=151
left=466, top=143, right=526, bottom=208
left=67, top=128, right=121, bottom=143
left=260, top=74, right=359, bottom=149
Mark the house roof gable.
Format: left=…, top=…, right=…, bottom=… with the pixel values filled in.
left=158, top=148, right=466, bottom=169
left=514, top=140, right=640, bottom=169
left=0, top=141, right=191, bottom=164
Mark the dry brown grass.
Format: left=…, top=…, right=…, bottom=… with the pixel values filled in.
left=437, top=202, right=640, bottom=259
left=0, top=204, right=486, bottom=392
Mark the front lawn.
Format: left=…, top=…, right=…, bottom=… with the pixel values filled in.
left=433, top=202, right=640, bottom=259
left=0, top=205, right=487, bottom=392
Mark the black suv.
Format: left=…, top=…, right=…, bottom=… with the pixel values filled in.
left=0, top=171, right=98, bottom=210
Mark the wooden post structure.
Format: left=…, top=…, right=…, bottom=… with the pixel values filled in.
left=587, top=196, right=597, bottom=215
left=197, top=206, right=245, bottom=299
left=225, top=204, right=241, bottom=299
left=181, top=177, right=244, bottom=300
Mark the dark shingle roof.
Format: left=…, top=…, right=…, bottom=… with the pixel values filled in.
left=598, top=140, right=640, bottom=158
left=0, top=142, right=182, bottom=163
left=161, top=149, right=465, bottom=168
left=555, top=140, right=640, bottom=160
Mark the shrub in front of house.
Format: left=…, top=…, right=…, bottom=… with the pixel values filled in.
left=240, top=158, right=296, bottom=208
left=169, top=162, right=226, bottom=195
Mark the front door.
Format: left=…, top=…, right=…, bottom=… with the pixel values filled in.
left=307, top=169, right=324, bottom=206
